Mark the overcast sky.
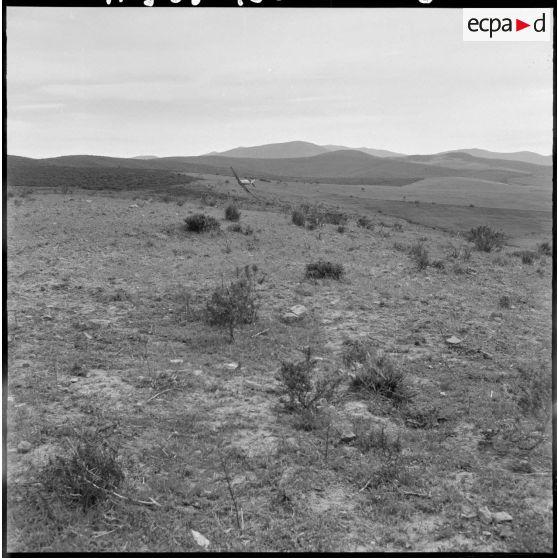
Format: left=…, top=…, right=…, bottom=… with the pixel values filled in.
left=7, top=7, right=553, bottom=158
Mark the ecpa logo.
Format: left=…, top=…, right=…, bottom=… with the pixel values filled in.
left=463, top=9, right=551, bottom=41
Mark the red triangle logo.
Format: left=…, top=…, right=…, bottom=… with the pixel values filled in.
left=516, top=19, right=530, bottom=31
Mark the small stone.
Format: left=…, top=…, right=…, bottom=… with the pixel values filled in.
left=223, top=362, right=239, bottom=370
left=17, top=441, right=32, bottom=454
left=482, top=531, right=492, bottom=537
left=70, top=377, right=79, bottom=383
left=193, top=370, right=203, bottom=376
left=499, top=525, right=514, bottom=538
left=478, top=506, right=493, bottom=524
left=460, top=505, right=477, bottom=519
left=493, top=511, right=513, bottom=523
left=191, top=530, right=210, bottom=549
left=445, top=336, right=462, bottom=345
left=338, top=425, right=356, bottom=443
left=169, top=359, right=183, bottom=364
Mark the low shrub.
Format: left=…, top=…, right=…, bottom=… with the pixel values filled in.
left=322, top=211, right=347, bottom=226
left=38, top=436, right=124, bottom=512
left=337, top=225, right=346, bottom=234
left=205, top=266, right=258, bottom=342
left=278, top=347, right=343, bottom=415
left=516, top=250, right=538, bottom=265
left=408, top=242, right=430, bottom=270
left=352, top=352, right=411, bottom=404
left=467, top=225, right=505, bottom=252
left=305, top=260, right=344, bottom=280
left=224, top=204, right=241, bottom=222
left=291, top=209, right=305, bottom=227
left=227, top=223, right=253, bottom=235
left=184, top=213, right=221, bottom=233
left=499, top=295, right=512, bottom=309
left=514, top=363, right=552, bottom=424
left=341, top=339, right=371, bottom=368
left=357, top=216, right=374, bottom=230
left=537, top=242, right=552, bottom=256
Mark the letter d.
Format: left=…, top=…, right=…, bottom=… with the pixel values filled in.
left=534, top=13, right=545, bottom=32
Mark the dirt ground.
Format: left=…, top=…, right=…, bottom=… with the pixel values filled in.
left=6, top=185, right=554, bottom=552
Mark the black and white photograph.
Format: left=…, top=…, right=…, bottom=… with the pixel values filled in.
left=4, top=2, right=555, bottom=552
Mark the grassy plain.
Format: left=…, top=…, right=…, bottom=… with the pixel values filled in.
left=6, top=176, right=554, bottom=552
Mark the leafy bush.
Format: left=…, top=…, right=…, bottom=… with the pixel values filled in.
left=537, top=242, right=551, bottom=256
left=39, top=436, right=124, bottom=512
left=337, top=225, right=346, bottom=234
left=184, top=213, right=221, bottom=233
left=408, top=243, right=430, bottom=270
left=224, top=204, right=241, bottom=222
left=352, top=352, right=411, bottom=404
left=205, top=266, right=258, bottom=342
left=305, top=260, right=344, bottom=280
left=467, top=225, right=505, bottom=252
left=278, top=347, right=343, bottom=415
left=291, top=209, right=305, bottom=227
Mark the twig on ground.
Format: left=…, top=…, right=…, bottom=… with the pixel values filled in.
left=253, top=328, right=269, bottom=338
left=220, top=455, right=242, bottom=530
left=145, top=388, right=175, bottom=403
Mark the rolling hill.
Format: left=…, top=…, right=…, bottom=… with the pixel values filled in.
left=8, top=146, right=552, bottom=190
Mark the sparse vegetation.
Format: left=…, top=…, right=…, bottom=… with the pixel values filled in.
left=205, top=265, right=258, bottom=342
left=467, top=225, right=505, bottom=252
left=305, top=260, right=344, bottom=280
left=184, top=213, right=221, bottom=233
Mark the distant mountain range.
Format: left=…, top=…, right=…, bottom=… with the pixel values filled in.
left=204, top=140, right=551, bottom=166
left=8, top=142, right=552, bottom=191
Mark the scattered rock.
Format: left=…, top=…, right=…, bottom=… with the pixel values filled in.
left=193, top=370, right=203, bottom=376
left=335, top=421, right=356, bottom=443
left=17, top=441, right=32, bottom=454
left=445, top=336, right=462, bottom=345
left=492, top=511, right=513, bottom=523
left=460, top=505, right=477, bottom=519
left=191, top=530, right=210, bottom=549
left=90, top=319, right=111, bottom=326
left=499, top=525, right=514, bottom=539
left=223, top=362, right=239, bottom=371
left=169, top=359, right=183, bottom=364
left=129, top=204, right=139, bottom=208
left=70, top=377, right=79, bottom=383
left=478, top=506, right=493, bottom=524
left=244, top=380, right=262, bottom=391
left=482, top=531, right=492, bottom=537
left=281, top=304, right=308, bottom=324
left=343, top=401, right=372, bottom=419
